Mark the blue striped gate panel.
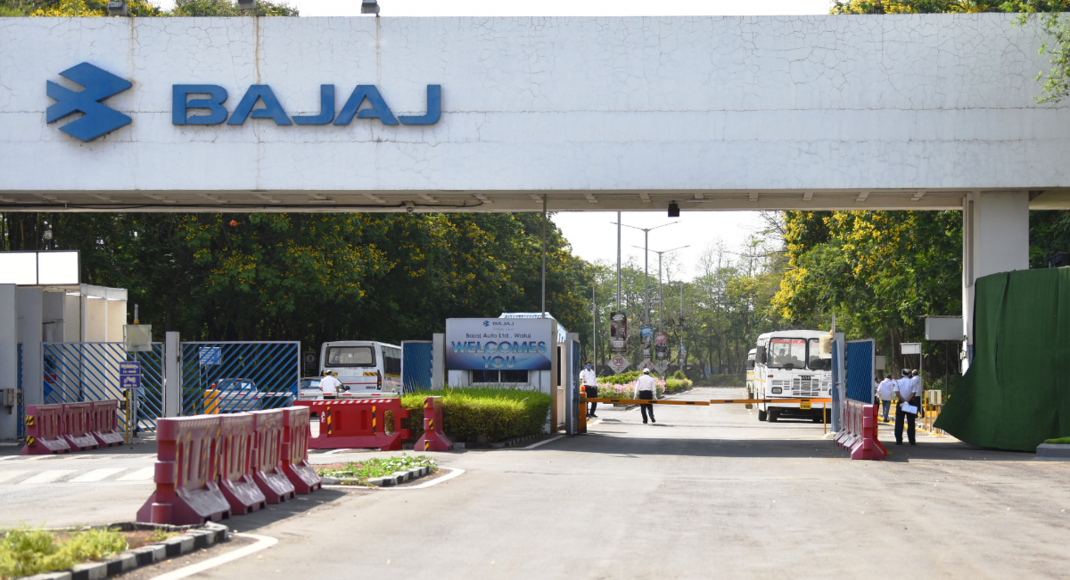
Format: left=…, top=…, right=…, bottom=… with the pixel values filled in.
left=402, top=341, right=433, bottom=393
left=845, top=339, right=876, bottom=404
left=180, top=342, right=300, bottom=415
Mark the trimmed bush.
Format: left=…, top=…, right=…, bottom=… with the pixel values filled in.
left=402, top=388, right=552, bottom=444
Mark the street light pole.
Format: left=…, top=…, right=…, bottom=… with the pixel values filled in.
left=613, top=220, right=677, bottom=328
left=632, top=244, right=690, bottom=333
left=616, top=211, right=621, bottom=311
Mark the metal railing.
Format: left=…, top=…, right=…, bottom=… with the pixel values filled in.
left=181, top=341, right=300, bottom=415
left=41, top=342, right=163, bottom=433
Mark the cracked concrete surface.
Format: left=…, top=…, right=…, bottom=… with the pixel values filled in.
left=0, top=14, right=1068, bottom=198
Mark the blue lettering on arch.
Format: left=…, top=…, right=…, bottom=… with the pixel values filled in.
left=334, top=85, right=398, bottom=126
left=227, top=85, right=292, bottom=126
left=172, top=85, right=229, bottom=125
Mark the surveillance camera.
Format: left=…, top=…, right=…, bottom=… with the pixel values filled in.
left=405, top=201, right=415, bottom=213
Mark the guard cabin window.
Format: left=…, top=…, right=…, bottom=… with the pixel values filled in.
left=807, top=338, right=832, bottom=371
left=471, top=370, right=530, bottom=383
left=768, top=338, right=806, bottom=370
left=326, top=346, right=375, bottom=367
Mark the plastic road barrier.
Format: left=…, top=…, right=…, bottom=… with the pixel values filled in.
left=137, top=416, right=232, bottom=525
left=835, top=400, right=887, bottom=460
left=90, top=400, right=124, bottom=447
left=281, top=407, right=322, bottom=494
left=21, top=404, right=72, bottom=455
left=251, top=410, right=296, bottom=503
left=415, top=396, right=454, bottom=452
left=218, top=413, right=267, bottom=515
left=63, top=402, right=99, bottom=451
left=295, top=398, right=410, bottom=451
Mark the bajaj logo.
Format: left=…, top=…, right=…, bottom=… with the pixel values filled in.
left=46, top=63, right=132, bottom=142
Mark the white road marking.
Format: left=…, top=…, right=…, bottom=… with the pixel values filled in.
left=0, top=470, right=28, bottom=483
left=521, top=435, right=564, bottom=450
left=20, top=470, right=75, bottom=484
left=0, top=456, right=19, bottom=461
left=71, top=468, right=127, bottom=483
left=148, top=533, right=278, bottom=580
left=117, top=466, right=155, bottom=481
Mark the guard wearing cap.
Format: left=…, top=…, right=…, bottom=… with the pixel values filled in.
left=635, top=368, right=658, bottom=424
left=580, top=362, right=599, bottom=418
left=895, top=368, right=918, bottom=445
left=320, top=370, right=342, bottom=400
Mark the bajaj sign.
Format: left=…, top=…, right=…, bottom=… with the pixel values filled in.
left=445, top=318, right=554, bottom=371
left=46, top=62, right=442, bottom=142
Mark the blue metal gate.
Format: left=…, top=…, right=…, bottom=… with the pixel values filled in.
left=845, top=339, right=876, bottom=403
left=401, top=341, right=432, bottom=393
left=180, top=341, right=300, bottom=415
left=41, top=342, right=164, bottom=433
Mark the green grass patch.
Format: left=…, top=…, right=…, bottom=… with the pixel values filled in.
left=0, top=526, right=127, bottom=578
left=317, top=455, right=437, bottom=486
left=1044, top=437, right=1070, bottom=444
left=402, top=388, right=552, bottom=444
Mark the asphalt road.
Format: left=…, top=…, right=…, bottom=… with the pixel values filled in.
left=2, top=387, right=1069, bottom=579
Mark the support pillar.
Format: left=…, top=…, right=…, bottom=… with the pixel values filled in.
left=0, top=285, right=18, bottom=440
left=163, top=331, right=182, bottom=417
left=17, top=288, right=42, bottom=407
left=962, top=190, right=1030, bottom=371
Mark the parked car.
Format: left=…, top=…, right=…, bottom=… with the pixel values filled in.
left=207, top=378, right=260, bottom=413
left=299, top=376, right=323, bottom=400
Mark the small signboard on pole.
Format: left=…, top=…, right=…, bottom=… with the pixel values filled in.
left=119, top=361, right=141, bottom=390
left=303, top=351, right=317, bottom=373
left=608, top=354, right=630, bottom=374
left=199, top=346, right=222, bottom=366
left=654, top=361, right=668, bottom=374
left=901, top=342, right=922, bottom=355
left=655, top=333, right=668, bottom=361
left=609, top=312, right=628, bottom=353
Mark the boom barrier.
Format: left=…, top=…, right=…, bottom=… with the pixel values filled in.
left=584, top=397, right=833, bottom=406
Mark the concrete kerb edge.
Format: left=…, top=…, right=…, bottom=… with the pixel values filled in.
left=320, top=464, right=435, bottom=487
left=1035, top=443, right=1070, bottom=460
left=21, top=523, right=228, bottom=580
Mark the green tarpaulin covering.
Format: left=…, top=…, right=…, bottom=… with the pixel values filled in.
left=936, top=268, right=1070, bottom=451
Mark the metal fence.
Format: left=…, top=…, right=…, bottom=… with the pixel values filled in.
left=180, top=341, right=300, bottom=415
left=41, top=342, right=163, bottom=433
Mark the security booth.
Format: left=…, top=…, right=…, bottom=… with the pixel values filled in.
left=437, top=313, right=580, bottom=434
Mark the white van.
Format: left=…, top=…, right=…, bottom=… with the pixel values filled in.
left=319, top=341, right=402, bottom=397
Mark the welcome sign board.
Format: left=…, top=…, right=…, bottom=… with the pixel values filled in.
left=445, top=318, right=554, bottom=371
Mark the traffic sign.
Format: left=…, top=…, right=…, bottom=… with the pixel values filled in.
left=639, top=359, right=653, bottom=372
left=199, top=346, right=222, bottom=366
left=654, top=361, right=669, bottom=374
left=119, top=361, right=141, bottom=390
left=303, top=351, right=317, bottom=371
left=608, top=354, right=630, bottom=374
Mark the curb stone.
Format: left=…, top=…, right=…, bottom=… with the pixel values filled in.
left=20, top=523, right=227, bottom=580
left=321, top=464, right=434, bottom=487
left=1036, top=443, right=1070, bottom=460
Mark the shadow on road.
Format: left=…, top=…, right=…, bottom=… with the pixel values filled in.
left=223, top=488, right=357, bottom=533
left=564, top=434, right=1035, bottom=463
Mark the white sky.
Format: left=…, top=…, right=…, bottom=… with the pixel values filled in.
left=152, top=0, right=830, bottom=277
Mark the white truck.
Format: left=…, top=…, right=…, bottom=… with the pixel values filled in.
left=753, top=330, right=832, bottom=423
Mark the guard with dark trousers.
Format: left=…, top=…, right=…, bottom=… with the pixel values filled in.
left=894, top=368, right=918, bottom=445
left=636, top=368, right=658, bottom=424
left=580, top=362, right=599, bottom=418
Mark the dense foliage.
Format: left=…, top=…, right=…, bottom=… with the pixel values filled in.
left=0, top=0, right=297, bottom=16
left=0, top=212, right=590, bottom=350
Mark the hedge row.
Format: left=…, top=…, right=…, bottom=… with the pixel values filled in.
left=401, top=388, right=552, bottom=444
